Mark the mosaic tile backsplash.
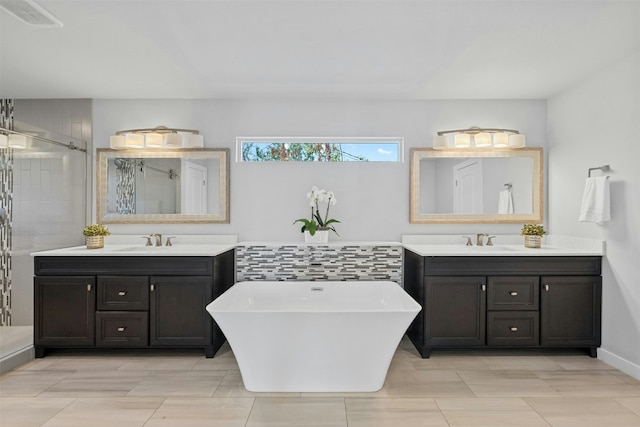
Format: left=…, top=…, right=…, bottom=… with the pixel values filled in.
left=0, top=99, right=13, bottom=326
left=237, top=244, right=402, bottom=283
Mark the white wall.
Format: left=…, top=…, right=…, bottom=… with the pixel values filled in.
left=92, top=99, right=547, bottom=240
left=548, top=51, right=640, bottom=377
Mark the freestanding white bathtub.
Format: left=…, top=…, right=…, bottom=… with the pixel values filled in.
left=206, top=280, right=421, bottom=392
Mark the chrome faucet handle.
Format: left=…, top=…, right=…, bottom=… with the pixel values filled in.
left=476, top=233, right=487, bottom=246
left=142, top=236, right=153, bottom=246
left=165, top=236, right=176, bottom=247
left=486, top=235, right=496, bottom=246
left=462, top=236, right=473, bottom=246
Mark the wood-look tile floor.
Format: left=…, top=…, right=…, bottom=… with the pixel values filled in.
left=2, top=338, right=640, bottom=426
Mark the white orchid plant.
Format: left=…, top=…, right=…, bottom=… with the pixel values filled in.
left=293, top=186, right=340, bottom=236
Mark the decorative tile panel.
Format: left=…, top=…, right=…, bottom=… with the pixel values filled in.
left=0, top=99, right=13, bottom=326
left=116, top=159, right=136, bottom=214
left=237, top=244, right=402, bottom=284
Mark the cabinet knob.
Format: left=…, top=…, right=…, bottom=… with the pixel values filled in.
left=117, top=327, right=126, bottom=332
left=544, top=284, right=550, bottom=291
left=481, top=284, right=486, bottom=292
left=509, top=326, right=518, bottom=332
left=87, top=284, right=92, bottom=291
left=150, top=284, right=155, bottom=291
left=509, top=291, right=518, bottom=296
left=118, top=291, right=127, bottom=296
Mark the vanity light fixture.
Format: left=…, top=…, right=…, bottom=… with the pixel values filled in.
left=109, top=126, right=204, bottom=149
left=433, top=127, right=526, bottom=150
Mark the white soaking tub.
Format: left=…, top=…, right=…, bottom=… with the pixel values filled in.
left=206, top=280, right=421, bottom=392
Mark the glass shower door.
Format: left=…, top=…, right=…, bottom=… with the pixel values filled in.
left=0, top=125, right=87, bottom=370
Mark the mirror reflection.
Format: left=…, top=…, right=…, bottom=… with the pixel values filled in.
left=410, top=148, right=543, bottom=224
left=97, top=148, right=229, bottom=224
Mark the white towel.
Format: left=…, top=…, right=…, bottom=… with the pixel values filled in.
left=498, top=190, right=514, bottom=214
left=579, top=176, right=611, bottom=224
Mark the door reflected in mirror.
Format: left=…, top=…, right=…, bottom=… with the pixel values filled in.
left=97, top=148, right=229, bottom=224
left=410, top=148, right=543, bottom=224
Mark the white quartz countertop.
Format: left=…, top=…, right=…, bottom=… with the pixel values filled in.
left=31, top=244, right=236, bottom=257
left=30, top=234, right=605, bottom=257
left=30, top=235, right=238, bottom=257
left=402, top=235, right=605, bottom=257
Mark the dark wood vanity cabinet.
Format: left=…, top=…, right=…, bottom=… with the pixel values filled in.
left=424, top=276, right=486, bottom=348
left=35, top=276, right=96, bottom=347
left=34, top=250, right=235, bottom=358
left=149, top=276, right=213, bottom=347
left=404, top=251, right=602, bottom=358
left=540, top=275, right=602, bottom=348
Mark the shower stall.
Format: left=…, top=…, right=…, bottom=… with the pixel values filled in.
left=0, top=113, right=87, bottom=373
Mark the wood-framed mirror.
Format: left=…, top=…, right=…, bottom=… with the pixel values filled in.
left=97, top=148, right=230, bottom=224
left=410, top=147, right=543, bottom=224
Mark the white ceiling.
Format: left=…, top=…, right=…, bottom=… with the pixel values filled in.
left=1, top=0, right=640, bottom=100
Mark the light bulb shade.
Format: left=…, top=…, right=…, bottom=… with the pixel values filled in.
left=493, top=132, right=509, bottom=147
left=453, top=133, right=471, bottom=148
left=110, top=134, right=126, bottom=149
left=474, top=132, right=492, bottom=147
left=508, top=133, right=526, bottom=148
left=125, top=133, right=145, bottom=148
left=145, top=132, right=163, bottom=148
left=8, top=134, right=27, bottom=149
left=0, top=134, right=7, bottom=148
left=163, top=133, right=182, bottom=147
left=186, top=133, right=204, bottom=148
left=432, top=134, right=449, bottom=149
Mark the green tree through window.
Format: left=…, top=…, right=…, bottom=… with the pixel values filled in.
left=239, top=139, right=401, bottom=162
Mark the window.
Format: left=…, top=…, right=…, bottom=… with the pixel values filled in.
left=237, top=137, right=403, bottom=162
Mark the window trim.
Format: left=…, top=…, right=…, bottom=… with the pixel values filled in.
left=236, top=136, right=404, bottom=163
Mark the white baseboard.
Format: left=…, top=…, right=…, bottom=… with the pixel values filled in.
left=598, top=347, right=640, bottom=380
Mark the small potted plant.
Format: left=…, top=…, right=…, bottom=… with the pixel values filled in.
left=83, top=224, right=111, bottom=249
left=521, top=224, right=545, bottom=248
left=293, top=186, right=340, bottom=244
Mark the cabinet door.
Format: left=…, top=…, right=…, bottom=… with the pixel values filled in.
left=149, top=276, right=213, bottom=347
left=540, top=276, right=602, bottom=347
left=425, top=276, right=486, bottom=347
left=34, top=276, right=96, bottom=346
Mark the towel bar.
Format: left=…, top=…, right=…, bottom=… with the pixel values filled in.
left=588, top=165, right=610, bottom=177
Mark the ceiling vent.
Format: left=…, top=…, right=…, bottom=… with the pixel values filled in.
left=0, top=0, right=63, bottom=27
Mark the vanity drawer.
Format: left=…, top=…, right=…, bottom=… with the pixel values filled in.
left=487, top=312, right=539, bottom=346
left=97, top=276, right=149, bottom=311
left=96, top=311, right=148, bottom=347
left=487, top=276, right=539, bottom=311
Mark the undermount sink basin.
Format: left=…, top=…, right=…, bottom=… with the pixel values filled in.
left=112, top=246, right=173, bottom=252
left=465, top=245, right=516, bottom=252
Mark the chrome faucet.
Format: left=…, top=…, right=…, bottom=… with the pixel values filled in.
left=151, top=233, right=163, bottom=247
left=476, top=233, right=488, bottom=246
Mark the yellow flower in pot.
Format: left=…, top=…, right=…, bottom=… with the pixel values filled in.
left=521, top=224, right=545, bottom=248
left=83, top=224, right=111, bottom=249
